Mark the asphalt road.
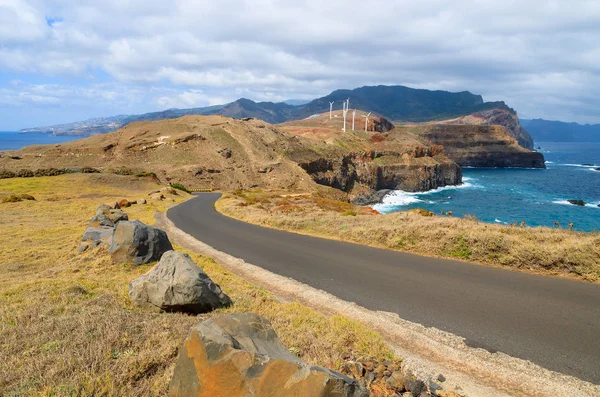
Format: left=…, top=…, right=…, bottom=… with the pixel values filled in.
left=168, top=193, right=600, bottom=384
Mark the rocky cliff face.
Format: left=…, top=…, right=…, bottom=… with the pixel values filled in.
left=416, top=124, right=545, bottom=168
left=297, top=150, right=461, bottom=194
left=438, top=107, right=534, bottom=149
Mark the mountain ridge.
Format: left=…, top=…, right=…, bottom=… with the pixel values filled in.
left=520, top=118, right=600, bottom=142
left=20, top=85, right=514, bottom=136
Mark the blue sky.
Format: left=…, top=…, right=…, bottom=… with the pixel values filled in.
left=1, top=0, right=599, bottom=130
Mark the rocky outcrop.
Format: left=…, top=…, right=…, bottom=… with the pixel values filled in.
left=109, top=220, right=173, bottom=265
left=299, top=150, right=462, bottom=194
left=129, top=251, right=231, bottom=313
left=440, top=107, right=534, bottom=149
left=170, top=313, right=368, bottom=397
left=418, top=124, right=545, bottom=168
left=89, top=204, right=128, bottom=227
left=79, top=204, right=129, bottom=252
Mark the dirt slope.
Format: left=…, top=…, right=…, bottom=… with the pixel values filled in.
left=1, top=114, right=463, bottom=200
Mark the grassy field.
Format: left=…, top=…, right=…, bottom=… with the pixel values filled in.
left=0, top=174, right=394, bottom=396
left=218, top=190, right=600, bottom=283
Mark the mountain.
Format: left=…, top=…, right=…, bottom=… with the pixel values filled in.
left=19, top=115, right=130, bottom=136
left=19, top=85, right=520, bottom=139
left=296, top=85, right=508, bottom=122
left=520, top=119, right=600, bottom=142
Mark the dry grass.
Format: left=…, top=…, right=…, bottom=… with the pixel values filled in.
left=218, top=192, right=600, bottom=283
left=0, top=174, right=394, bottom=396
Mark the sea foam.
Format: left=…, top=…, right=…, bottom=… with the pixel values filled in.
left=373, top=178, right=480, bottom=212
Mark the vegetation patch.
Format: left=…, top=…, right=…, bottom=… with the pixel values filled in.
left=169, top=183, right=191, bottom=194
left=1, top=193, right=36, bottom=203
left=218, top=191, right=600, bottom=283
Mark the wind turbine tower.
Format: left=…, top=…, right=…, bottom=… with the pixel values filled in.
left=352, top=110, right=356, bottom=131
left=329, top=101, right=334, bottom=119
left=342, top=100, right=349, bottom=132
left=363, top=112, right=372, bottom=132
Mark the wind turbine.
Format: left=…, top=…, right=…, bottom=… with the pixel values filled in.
left=329, top=101, right=334, bottom=119
left=352, top=110, right=356, bottom=131
left=342, top=100, right=349, bottom=132
left=362, top=112, right=372, bottom=132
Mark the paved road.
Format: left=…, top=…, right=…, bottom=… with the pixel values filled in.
left=168, top=193, right=600, bottom=384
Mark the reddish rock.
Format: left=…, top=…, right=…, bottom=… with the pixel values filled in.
left=169, top=313, right=368, bottom=397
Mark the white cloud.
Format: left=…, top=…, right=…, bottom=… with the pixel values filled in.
left=1, top=0, right=600, bottom=125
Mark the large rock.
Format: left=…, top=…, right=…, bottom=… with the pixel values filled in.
left=88, top=204, right=128, bottom=227
left=109, top=220, right=173, bottom=265
left=169, top=313, right=368, bottom=397
left=129, top=251, right=230, bottom=313
left=78, top=226, right=114, bottom=252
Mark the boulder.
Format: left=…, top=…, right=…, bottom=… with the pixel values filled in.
left=78, top=226, right=114, bottom=252
left=129, top=251, right=231, bottom=313
left=137, top=198, right=147, bottom=204
left=150, top=193, right=165, bottom=201
left=567, top=199, right=586, bottom=207
left=169, top=313, right=368, bottom=397
left=117, top=199, right=132, bottom=208
left=88, top=204, right=128, bottom=227
left=385, top=371, right=404, bottom=391
left=109, top=220, right=173, bottom=265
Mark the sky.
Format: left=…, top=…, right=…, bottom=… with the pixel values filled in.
left=0, top=0, right=599, bottom=130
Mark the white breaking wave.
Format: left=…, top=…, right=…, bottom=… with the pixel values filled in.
left=544, top=161, right=554, bottom=164
left=559, top=163, right=596, bottom=168
left=552, top=200, right=600, bottom=208
left=373, top=178, right=481, bottom=212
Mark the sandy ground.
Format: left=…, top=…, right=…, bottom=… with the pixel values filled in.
left=156, top=209, right=600, bottom=397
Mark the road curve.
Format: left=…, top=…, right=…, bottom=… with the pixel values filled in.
left=168, top=193, right=600, bottom=384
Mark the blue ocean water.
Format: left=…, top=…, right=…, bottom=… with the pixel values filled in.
left=374, top=142, right=600, bottom=232
left=0, top=131, right=81, bottom=150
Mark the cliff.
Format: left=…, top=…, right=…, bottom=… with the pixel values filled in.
left=2, top=113, right=462, bottom=200
left=413, top=124, right=545, bottom=168
left=437, top=107, right=534, bottom=149
left=280, top=112, right=462, bottom=199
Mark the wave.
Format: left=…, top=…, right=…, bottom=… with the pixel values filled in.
left=553, top=200, right=600, bottom=209
left=544, top=161, right=554, bottom=164
left=557, top=163, right=596, bottom=168
left=373, top=178, right=481, bottom=211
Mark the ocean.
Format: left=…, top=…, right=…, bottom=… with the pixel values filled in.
left=374, top=142, right=600, bottom=232
left=0, top=131, right=82, bottom=150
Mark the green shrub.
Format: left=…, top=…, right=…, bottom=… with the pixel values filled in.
left=341, top=210, right=357, bottom=217
left=80, top=167, right=101, bottom=174
left=0, top=170, right=15, bottom=179
left=135, top=171, right=157, bottom=178
left=447, top=236, right=472, bottom=259
left=170, top=183, right=191, bottom=194
left=16, top=169, right=34, bottom=178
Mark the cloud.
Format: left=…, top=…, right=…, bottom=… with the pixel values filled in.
left=1, top=0, right=600, bottom=127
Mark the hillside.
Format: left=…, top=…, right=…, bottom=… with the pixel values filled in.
left=407, top=123, right=545, bottom=168
left=520, top=119, right=600, bottom=142
left=436, top=107, right=534, bottom=149
left=2, top=114, right=462, bottom=201
left=19, top=85, right=515, bottom=137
